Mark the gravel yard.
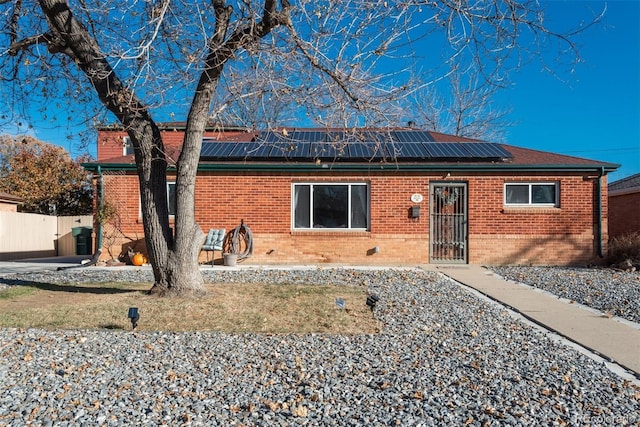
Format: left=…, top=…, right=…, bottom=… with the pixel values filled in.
left=0, top=267, right=638, bottom=426
left=489, top=266, right=640, bottom=324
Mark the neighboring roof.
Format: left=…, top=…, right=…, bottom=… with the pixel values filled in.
left=84, top=128, right=620, bottom=174
left=0, top=191, right=23, bottom=204
left=608, top=173, right=640, bottom=195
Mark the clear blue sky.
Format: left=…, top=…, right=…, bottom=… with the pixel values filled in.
left=496, top=0, right=640, bottom=182
left=11, top=0, right=640, bottom=183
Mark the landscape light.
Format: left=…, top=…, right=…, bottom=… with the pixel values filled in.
left=127, top=307, right=139, bottom=330
left=366, top=295, right=379, bottom=311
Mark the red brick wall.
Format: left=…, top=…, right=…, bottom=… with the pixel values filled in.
left=608, top=190, right=640, bottom=238
left=96, top=129, right=249, bottom=160
left=96, top=170, right=608, bottom=266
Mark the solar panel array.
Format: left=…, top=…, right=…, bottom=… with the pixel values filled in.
left=199, top=131, right=512, bottom=162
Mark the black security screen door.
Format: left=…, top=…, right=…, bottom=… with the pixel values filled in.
left=430, top=182, right=468, bottom=263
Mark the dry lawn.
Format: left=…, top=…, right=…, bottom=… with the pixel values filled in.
left=0, top=281, right=379, bottom=334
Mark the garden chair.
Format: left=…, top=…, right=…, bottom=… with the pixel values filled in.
left=202, top=228, right=225, bottom=266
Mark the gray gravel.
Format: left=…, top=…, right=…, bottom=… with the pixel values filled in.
left=490, top=266, right=640, bottom=324
left=1, top=267, right=639, bottom=426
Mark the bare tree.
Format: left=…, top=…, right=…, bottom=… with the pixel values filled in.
left=0, top=0, right=602, bottom=295
left=406, top=67, right=514, bottom=142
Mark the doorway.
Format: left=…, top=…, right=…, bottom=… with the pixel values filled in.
left=430, top=182, right=468, bottom=263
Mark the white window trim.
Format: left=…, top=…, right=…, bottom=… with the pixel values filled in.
left=167, top=181, right=176, bottom=217
left=292, top=182, right=370, bottom=231
left=139, top=181, right=176, bottom=218
left=123, top=136, right=134, bottom=156
left=504, top=182, right=559, bottom=207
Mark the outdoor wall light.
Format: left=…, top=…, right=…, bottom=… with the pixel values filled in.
left=366, top=294, right=379, bottom=311
left=127, top=307, right=139, bottom=330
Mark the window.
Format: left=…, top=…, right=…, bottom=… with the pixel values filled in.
left=293, top=183, right=369, bottom=230
left=167, top=182, right=176, bottom=216
left=504, top=183, right=558, bottom=206
left=139, top=181, right=176, bottom=218
left=123, top=136, right=134, bottom=156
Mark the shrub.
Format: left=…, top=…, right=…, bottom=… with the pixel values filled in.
left=607, top=231, right=640, bottom=265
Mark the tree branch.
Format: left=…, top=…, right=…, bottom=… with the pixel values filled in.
left=8, top=32, right=58, bottom=56
left=286, top=25, right=361, bottom=107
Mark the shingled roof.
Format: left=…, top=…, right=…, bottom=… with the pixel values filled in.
left=86, top=128, right=619, bottom=173
left=609, top=173, right=640, bottom=194
left=0, top=191, right=24, bottom=204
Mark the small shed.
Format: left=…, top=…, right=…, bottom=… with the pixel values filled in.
left=0, top=191, right=23, bottom=212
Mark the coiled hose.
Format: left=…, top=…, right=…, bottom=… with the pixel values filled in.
left=224, top=220, right=253, bottom=262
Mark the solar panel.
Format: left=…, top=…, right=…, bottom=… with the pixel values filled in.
left=310, top=142, right=348, bottom=158
left=424, top=143, right=469, bottom=158
left=200, top=142, right=235, bottom=158
left=287, top=142, right=311, bottom=158
left=348, top=143, right=374, bottom=158
left=250, top=143, right=274, bottom=158
left=230, top=142, right=257, bottom=157
left=291, top=131, right=324, bottom=143
left=258, top=131, right=282, bottom=143
left=392, top=131, right=434, bottom=143
left=325, top=131, right=345, bottom=144
left=392, top=142, right=430, bottom=159
left=199, top=133, right=512, bottom=162
left=461, top=143, right=512, bottom=159
left=200, top=142, right=216, bottom=157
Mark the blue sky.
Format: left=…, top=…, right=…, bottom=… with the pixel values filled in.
left=496, top=0, right=640, bottom=182
left=9, top=0, right=640, bottom=183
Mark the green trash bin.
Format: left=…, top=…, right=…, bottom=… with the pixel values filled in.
left=72, top=226, right=93, bottom=255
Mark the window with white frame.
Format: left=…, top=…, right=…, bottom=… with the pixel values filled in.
left=293, top=183, right=369, bottom=230
left=167, top=182, right=176, bottom=216
left=123, top=136, right=134, bottom=156
left=504, top=182, right=558, bottom=207
left=141, top=182, right=176, bottom=218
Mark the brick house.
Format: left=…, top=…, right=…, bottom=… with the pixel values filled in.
left=608, top=173, right=640, bottom=238
left=85, top=123, right=618, bottom=265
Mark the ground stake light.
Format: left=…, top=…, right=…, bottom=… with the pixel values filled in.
left=366, top=294, right=379, bottom=311
left=127, top=307, right=139, bottom=330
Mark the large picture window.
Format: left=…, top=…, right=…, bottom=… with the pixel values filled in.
left=504, top=183, right=558, bottom=207
left=293, top=183, right=369, bottom=230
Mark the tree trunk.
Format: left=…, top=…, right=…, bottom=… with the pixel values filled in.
left=34, top=0, right=288, bottom=297
left=148, top=224, right=206, bottom=297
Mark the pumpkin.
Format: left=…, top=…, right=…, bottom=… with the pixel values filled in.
left=132, top=253, right=145, bottom=266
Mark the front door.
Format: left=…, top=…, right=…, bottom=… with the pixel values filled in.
left=430, top=182, right=468, bottom=263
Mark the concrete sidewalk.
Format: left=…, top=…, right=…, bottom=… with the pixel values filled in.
left=429, top=264, right=640, bottom=377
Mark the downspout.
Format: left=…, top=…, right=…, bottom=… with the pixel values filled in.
left=596, top=166, right=604, bottom=258
left=58, top=165, right=103, bottom=270
left=96, top=165, right=104, bottom=255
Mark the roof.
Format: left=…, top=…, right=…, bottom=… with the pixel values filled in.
left=608, top=173, right=640, bottom=195
left=84, top=128, right=620, bottom=174
left=0, top=192, right=24, bottom=204
left=96, top=122, right=250, bottom=133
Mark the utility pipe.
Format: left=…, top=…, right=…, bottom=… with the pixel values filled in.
left=596, top=166, right=604, bottom=258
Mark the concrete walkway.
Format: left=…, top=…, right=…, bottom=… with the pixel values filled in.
left=429, top=264, right=640, bottom=378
